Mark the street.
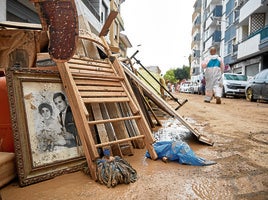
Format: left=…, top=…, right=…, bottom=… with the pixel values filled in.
left=1, top=93, right=268, bottom=200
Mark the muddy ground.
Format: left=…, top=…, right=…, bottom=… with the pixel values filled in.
left=1, top=93, right=268, bottom=200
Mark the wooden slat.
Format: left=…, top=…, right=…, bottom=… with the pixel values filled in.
left=105, top=103, right=134, bottom=156
left=99, top=103, right=122, bottom=156
left=57, top=62, right=99, bottom=180
left=68, top=59, right=111, bottom=69
left=68, top=63, right=113, bottom=72
left=77, top=85, right=124, bottom=92
left=95, top=135, right=145, bottom=148
left=99, top=11, right=118, bottom=37
left=70, top=69, right=114, bottom=77
left=88, top=115, right=141, bottom=125
left=80, top=91, right=127, bottom=97
left=74, top=79, right=121, bottom=87
left=83, top=97, right=129, bottom=103
left=72, top=72, right=124, bottom=80
left=91, top=103, right=113, bottom=154
left=72, top=55, right=110, bottom=65
left=123, top=64, right=214, bottom=145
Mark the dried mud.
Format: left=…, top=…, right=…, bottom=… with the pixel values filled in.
left=1, top=93, right=268, bottom=200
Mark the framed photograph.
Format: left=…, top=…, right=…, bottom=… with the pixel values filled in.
left=6, top=68, right=86, bottom=187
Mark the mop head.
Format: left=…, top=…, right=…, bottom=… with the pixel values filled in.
left=96, top=155, right=137, bottom=188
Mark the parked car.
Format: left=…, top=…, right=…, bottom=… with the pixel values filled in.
left=222, top=73, right=248, bottom=98
left=245, top=68, right=268, bottom=102
left=189, top=82, right=199, bottom=94
left=179, top=82, right=191, bottom=93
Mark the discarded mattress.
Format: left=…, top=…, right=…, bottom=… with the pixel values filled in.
left=145, top=141, right=216, bottom=166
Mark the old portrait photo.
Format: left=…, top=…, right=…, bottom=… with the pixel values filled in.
left=22, top=81, right=83, bottom=167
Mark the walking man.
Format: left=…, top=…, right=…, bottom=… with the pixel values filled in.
left=201, top=47, right=224, bottom=104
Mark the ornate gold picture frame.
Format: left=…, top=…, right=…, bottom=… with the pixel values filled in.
left=6, top=68, right=85, bottom=187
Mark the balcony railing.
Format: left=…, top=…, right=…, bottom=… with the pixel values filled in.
left=211, top=5, right=222, bottom=18
left=211, top=30, right=221, bottom=42
left=194, top=16, right=201, bottom=26
left=259, top=25, right=268, bottom=49
left=193, top=49, right=200, bottom=58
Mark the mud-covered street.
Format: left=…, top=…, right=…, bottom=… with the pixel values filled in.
left=1, top=93, right=268, bottom=200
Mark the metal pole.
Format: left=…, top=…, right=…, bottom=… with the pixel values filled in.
left=129, top=50, right=187, bottom=110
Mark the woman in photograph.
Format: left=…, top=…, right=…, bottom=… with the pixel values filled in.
left=37, top=102, right=66, bottom=152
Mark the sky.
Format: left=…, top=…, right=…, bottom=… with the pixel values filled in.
left=121, top=0, right=196, bottom=74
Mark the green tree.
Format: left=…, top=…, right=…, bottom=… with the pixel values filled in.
left=174, top=65, right=190, bottom=81
left=163, top=69, right=177, bottom=83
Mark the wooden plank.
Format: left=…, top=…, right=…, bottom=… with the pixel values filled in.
left=68, top=63, right=113, bottom=72
left=99, top=11, right=118, bottom=37
left=74, top=79, right=121, bottom=87
left=106, top=103, right=134, bottom=156
left=100, top=37, right=158, bottom=160
left=95, top=135, right=145, bottom=148
left=88, top=115, right=141, bottom=125
left=71, top=72, right=124, bottom=80
left=77, top=85, right=124, bottom=92
left=68, top=59, right=111, bottom=68
left=99, top=103, right=122, bottom=156
left=83, top=97, right=129, bottom=103
left=123, top=65, right=214, bottom=146
left=71, top=55, right=110, bottom=64
left=112, top=58, right=157, bottom=142
left=70, top=69, right=115, bottom=77
left=118, top=102, right=145, bottom=149
left=91, top=103, right=113, bottom=155
left=80, top=91, right=127, bottom=97
left=57, top=62, right=99, bottom=180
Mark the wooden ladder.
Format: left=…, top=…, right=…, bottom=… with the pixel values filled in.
left=56, top=35, right=157, bottom=180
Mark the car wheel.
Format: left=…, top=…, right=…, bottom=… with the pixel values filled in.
left=246, top=87, right=255, bottom=102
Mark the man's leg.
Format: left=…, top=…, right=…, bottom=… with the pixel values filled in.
left=204, top=90, right=213, bottom=103
left=214, top=83, right=222, bottom=104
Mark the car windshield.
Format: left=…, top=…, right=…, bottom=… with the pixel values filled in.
left=224, top=74, right=247, bottom=81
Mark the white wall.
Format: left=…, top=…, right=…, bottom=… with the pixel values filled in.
left=75, top=0, right=102, bottom=35
left=239, top=0, right=262, bottom=23
left=237, top=34, right=260, bottom=59
left=0, top=0, right=6, bottom=22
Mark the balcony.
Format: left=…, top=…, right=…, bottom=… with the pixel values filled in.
left=193, top=49, right=200, bottom=58
left=259, top=25, right=268, bottom=49
left=239, top=0, right=263, bottom=24
left=204, top=31, right=221, bottom=51
left=211, top=5, right=222, bottom=18
left=237, top=34, right=260, bottom=59
left=193, top=15, right=201, bottom=27
left=238, top=26, right=268, bottom=59
left=210, top=30, right=221, bottom=42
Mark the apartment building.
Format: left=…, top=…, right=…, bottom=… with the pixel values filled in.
left=227, top=0, right=268, bottom=76
left=191, top=0, right=268, bottom=79
left=191, top=0, right=223, bottom=82
left=191, top=0, right=202, bottom=79
left=0, top=0, right=131, bottom=57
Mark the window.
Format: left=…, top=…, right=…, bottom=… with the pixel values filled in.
left=101, top=2, right=108, bottom=24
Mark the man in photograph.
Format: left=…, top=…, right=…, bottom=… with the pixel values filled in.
left=53, top=92, right=78, bottom=148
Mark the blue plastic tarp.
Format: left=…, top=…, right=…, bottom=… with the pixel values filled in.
left=145, top=141, right=216, bottom=166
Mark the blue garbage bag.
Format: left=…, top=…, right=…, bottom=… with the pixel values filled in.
left=145, top=141, right=216, bottom=166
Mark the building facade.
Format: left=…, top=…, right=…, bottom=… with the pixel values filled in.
left=0, top=0, right=131, bottom=57
left=229, top=0, right=268, bottom=76
left=191, top=0, right=268, bottom=79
